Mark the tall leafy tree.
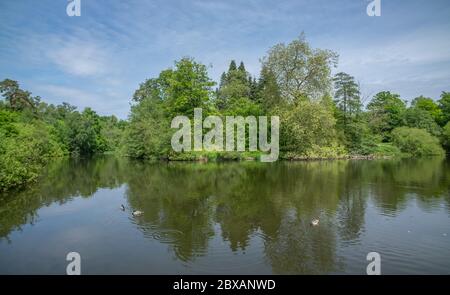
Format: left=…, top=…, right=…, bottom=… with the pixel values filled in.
left=133, top=58, right=215, bottom=117
left=411, top=96, right=442, bottom=122
left=367, top=91, right=406, bottom=141
left=216, top=60, right=252, bottom=111
left=238, top=61, right=246, bottom=73
left=438, top=91, right=450, bottom=126
left=261, top=33, right=338, bottom=101
left=228, top=60, right=237, bottom=72
left=405, top=96, right=441, bottom=136
left=0, top=79, right=38, bottom=111
left=256, top=65, right=282, bottom=110
left=333, top=72, right=361, bottom=125
left=66, top=108, right=106, bottom=155
left=166, top=58, right=216, bottom=117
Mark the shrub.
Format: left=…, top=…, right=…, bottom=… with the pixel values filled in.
left=443, top=122, right=450, bottom=152
left=391, top=127, right=444, bottom=157
left=0, top=119, right=64, bottom=191
left=371, top=143, right=402, bottom=157
left=278, top=100, right=340, bottom=155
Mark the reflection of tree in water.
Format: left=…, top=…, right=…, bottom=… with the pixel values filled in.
left=336, top=161, right=369, bottom=243
left=261, top=161, right=347, bottom=274
left=124, top=162, right=220, bottom=262
left=1, top=156, right=449, bottom=273
left=362, top=157, right=449, bottom=214
left=265, top=210, right=341, bottom=274
left=0, top=156, right=126, bottom=240
left=124, top=162, right=285, bottom=261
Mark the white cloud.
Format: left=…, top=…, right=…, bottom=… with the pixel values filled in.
left=335, top=25, right=450, bottom=102
left=47, top=41, right=108, bottom=77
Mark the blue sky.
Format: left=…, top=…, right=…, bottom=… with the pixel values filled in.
left=0, top=0, right=449, bottom=119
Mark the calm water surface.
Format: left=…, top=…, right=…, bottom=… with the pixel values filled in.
left=0, top=157, right=449, bottom=274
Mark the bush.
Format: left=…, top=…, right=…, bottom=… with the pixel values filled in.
left=371, top=143, right=402, bottom=157
left=404, top=107, right=441, bottom=136
left=391, top=127, right=444, bottom=157
left=443, top=122, right=450, bottom=152
left=278, top=100, right=341, bottom=155
left=0, top=115, right=64, bottom=191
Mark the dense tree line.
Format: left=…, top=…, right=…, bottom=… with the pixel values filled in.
left=126, top=35, right=449, bottom=160
left=0, top=79, right=126, bottom=191
left=1, top=34, right=449, bottom=191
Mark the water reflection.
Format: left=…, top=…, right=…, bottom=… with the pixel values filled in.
left=0, top=157, right=449, bottom=274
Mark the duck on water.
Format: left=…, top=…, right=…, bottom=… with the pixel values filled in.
left=120, top=204, right=144, bottom=217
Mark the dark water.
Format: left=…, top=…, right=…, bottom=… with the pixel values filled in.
left=0, top=157, right=449, bottom=274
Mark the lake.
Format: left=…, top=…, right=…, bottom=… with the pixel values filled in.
left=0, top=157, right=449, bottom=274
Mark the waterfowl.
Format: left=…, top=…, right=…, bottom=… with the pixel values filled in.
left=120, top=204, right=125, bottom=211
left=132, top=210, right=144, bottom=217
left=310, top=219, right=319, bottom=226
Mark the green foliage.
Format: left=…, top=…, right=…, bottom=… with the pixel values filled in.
left=125, top=96, right=171, bottom=159
left=0, top=110, right=64, bottom=191
left=391, top=127, right=444, bottom=157
left=0, top=79, right=39, bottom=111
left=339, top=120, right=379, bottom=155
left=65, top=108, right=108, bottom=156
left=262, top=33, right=338, bottom=101
left=442, top=122, right=450, bottom=152
left=438, top=92, right=450, bottom=126
left=370, top=143, right=402, bottom=157
left=333, top=72, right=361, bottom=120
left=278, top=100, right=340, bottom=155
left=332, top=72, right=370, bottom=153
left=100, top=116, right=127, bottom=153
left=411, top=96, right=442, bottom=122
left=367, top=91, right=406, bottom=141
left=404, top=107, right=441, bottom=136
left=223, top=97, right=262, bottom=117
left=165, top=58, right=216, bottom=117
left=125, top=58, right=216, bottom=159
left=1, top=34, right=449, bottom=192
left=0, top=79, right=125, bottom=191
left=216, top=60, right=253, bottom=111
left=257, top=65, right=283, bottom=111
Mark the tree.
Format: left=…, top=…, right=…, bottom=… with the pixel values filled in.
left=332, top=73, right=369, bottom=154
left=228, top=60, right=237, bottom=72
left=248, top=77, right=259, bottom=102
left=165, top=58, right=216, bottom=117
left=261, top=33, right=338, bottom=101
left=411, top=96, right=442, bottom=122
left=367, top=91, right=406, bottom=140
left=404, top=107, right=441, bottom=136
left=256, top=65, right=282, bottom=111
left=126, top=96, right=171, bottom=159
left=333, top=72, right=361, bottom=125
left=125, top=58, right=216, bottom=158
left=278, top=100, right=339, bottom=156
left=438, top=91, right=450, bottom=126
left=216, top=60, right=252, bottom=111
left=66, top=108, right=106, bottom=155
left=100, top=115, right=127, bottom=152
left=238, top=61, right=246, bottom=73
left=0, top=79, right=37, bottom=111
